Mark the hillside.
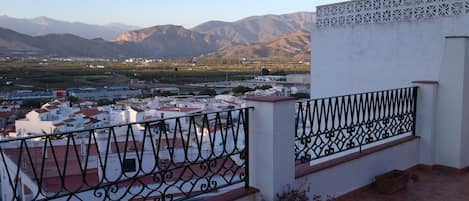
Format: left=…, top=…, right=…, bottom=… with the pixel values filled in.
left=192, top=12, right=315, bottom=44
left=0, top=27, right=44, bottom=55
left=0, top=12, right=315, bottom=58
left=0, top=27, right=129, bottom=57
left=114, top=25, right=233, bottom=57
left=201, top=30, right=310, bottom=60
left=0, top=15, right=139, bottom=41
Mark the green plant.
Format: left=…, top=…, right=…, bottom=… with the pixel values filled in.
left=276, top=184, right=309, bottom=201
left=21, top=99, right=46, bottom=108
left=66, top=95, right=79, bottom=103
left=274, top=181, right=334, bottom=201
left=198, top=88, right=217, bottom=96
left=292, top=93, right=310, bottom=99
left=232, top=86, right=254, bottom=94
left=255, top=85, right=273, bottom=90
left=97, top=99, right=116, bottom=106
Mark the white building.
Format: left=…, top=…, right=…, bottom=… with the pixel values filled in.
left=255, top=75, right=287, bottom=82
left=304, top=0, right=469, bottom=199
left=245, top=85, right=292, bottom=97
left=311, top=0, right=469, bottom=98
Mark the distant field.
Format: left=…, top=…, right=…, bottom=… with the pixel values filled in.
left=0, top=60, right=310, bottom=90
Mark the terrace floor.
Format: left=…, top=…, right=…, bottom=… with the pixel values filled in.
left=340, top=168, right=469, bottom=201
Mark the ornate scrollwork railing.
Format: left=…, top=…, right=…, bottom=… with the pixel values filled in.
left=0, top=107, right=251, bottom=201
left=295, top=87, right=417, bottom=163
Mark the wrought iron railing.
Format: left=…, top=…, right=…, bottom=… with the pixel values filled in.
left=295, top=87, right=417, bottom=164
left=0, top=107, right=251, bottom=201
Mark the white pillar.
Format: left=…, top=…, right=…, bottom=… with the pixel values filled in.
left=434, top=36, right=469, bottom=168
left=412, top=81, right=438, bottom=165
left=246, top=96, right=296, bottom=201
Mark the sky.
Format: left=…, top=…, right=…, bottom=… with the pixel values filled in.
left=0, top=0, right=343, bottom=28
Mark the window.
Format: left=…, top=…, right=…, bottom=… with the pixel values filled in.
left=123, top=158, right=136, bottom=173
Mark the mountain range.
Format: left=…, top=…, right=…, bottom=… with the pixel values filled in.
left=201, top=30, right=311, bottom=60
left=0, top=12, right=315, bottom=59
left=0, top=15, right=139, bottom=41
left=192, top=12, right=315, bottom=44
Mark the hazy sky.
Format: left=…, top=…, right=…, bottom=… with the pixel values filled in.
left=1, top=0, right=343, bottom=28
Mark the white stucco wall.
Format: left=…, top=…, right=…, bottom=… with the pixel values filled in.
left=433, top=37, right=469, bottom=168
left=296, top=139, right=419, bottom=198
left=311, top=15, right=469, bottom=98
left=15, top=119, right=55, bottom=136
left=98, top=152, right=157, bottom=182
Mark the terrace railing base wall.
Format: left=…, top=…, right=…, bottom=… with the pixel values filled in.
left=295, top=137, right=419, bottom=199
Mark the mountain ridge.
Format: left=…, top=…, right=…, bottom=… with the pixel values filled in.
left=0, top=12, right=316, bottom=59
left=0, top=15, right=140, bottom=41
left=201, top=30, right=311, bottom=60
left=191, top=12, right=315, bottom=44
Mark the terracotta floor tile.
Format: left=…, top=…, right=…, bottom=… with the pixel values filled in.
left=342, top=170, right=469, bottom=201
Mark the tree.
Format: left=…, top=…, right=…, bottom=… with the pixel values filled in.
left=198, top=88, right=217, bottom=96
left=97, top=99, right=116, bottom=106
left=21, top=99, right=45, bottom=108
left=261, top=68, right=270, bottom=76
left=292, top=93, right=310, bottom=100
left=255, top=85, right=272, bottom=90
left=232, top=86, right=254, bottom=94
left=159, top=91, right=176, bottom=97
left=66, top=96, right=78, bottom=103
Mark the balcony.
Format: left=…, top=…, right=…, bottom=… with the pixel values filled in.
left=0, top=86, right=438, bottom=201
left=4, top=0, right=469, bottom=199
left=2, top=79, right=469, bottom=201
left=0, top=108, right=252, bottom=201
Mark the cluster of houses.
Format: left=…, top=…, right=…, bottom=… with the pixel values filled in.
left=0, top=87, right=142, bottom=101
left=0, top=94, right=248, bottom=200
left=7, top=95, right=244, bottom=138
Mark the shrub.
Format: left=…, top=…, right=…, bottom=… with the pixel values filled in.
left=97, top=99, right=115, bottom=106
left=274, top=181, right=334, bottom=201
left=198, top=88, right=217, bottom=96
left=232, top=86, right=254, bottom=94
left=292, top=93, right=310, bottom=99
left=255, top=85, right=273, bottom=90
left=275, top=185, right=309, bottom=201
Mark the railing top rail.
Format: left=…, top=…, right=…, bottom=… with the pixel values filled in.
left=297, top=86, right=418, bottom=103
left=0, top=107, right=254, bottom=143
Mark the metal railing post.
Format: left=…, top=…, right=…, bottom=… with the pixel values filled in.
left=412, top=86, right=419, bottom=136
left=244, top=108, right=250, bottom=189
